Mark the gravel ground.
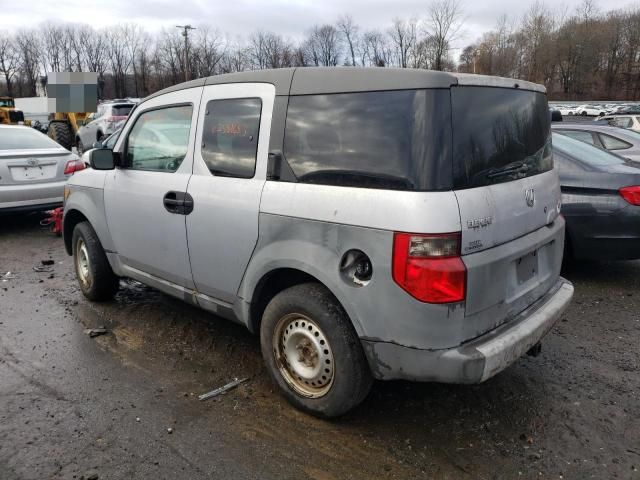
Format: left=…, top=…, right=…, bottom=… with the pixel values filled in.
left=0, top=213, right=638, bottom=480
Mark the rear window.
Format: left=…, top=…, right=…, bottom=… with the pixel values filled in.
left=0, top=127, right=62, bottom=150
left=552, top=132, right=624, bottom=166
left=111, top=105, right=134, bottom=117
left=283, top=90, right=452, bottom=191
left=451, top=87, right=553, bottom=189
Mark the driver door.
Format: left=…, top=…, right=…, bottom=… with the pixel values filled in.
left=104, top=88, right=202, bottom=289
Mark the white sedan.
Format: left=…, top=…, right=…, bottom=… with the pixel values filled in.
left=575, top=104, right=607, bottom=117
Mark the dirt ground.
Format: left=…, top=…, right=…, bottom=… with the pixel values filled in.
left=1, top=213, right=638, bottom=480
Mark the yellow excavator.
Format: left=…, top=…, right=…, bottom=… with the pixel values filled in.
left=0, top=97, right=31, bottom=126
left=47, top=112, right=90, bottom=151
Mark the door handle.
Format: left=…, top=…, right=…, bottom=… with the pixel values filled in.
left=163, top=191, right=194, bottom=215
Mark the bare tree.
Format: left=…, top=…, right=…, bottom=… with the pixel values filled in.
left=388, top=17, right=418, bottom=68
left=426, top=0, right=464, bottom=71
left=337, top=15, right=359, bottom=66
left=14, top=30, right=41, bottom=96
left=305, top=25, right=342, bottom=66
left=0, top=33, right=18, bottom=96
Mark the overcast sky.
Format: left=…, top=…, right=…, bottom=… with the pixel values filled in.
left=3, top=0, right=638, bottom=50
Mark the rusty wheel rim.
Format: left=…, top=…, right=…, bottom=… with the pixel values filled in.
left=75, top=238, right=92, bottom=290
left=272, top=313, right=334, bottom=398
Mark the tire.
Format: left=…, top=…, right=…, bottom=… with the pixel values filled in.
left=260, top=283, right=373, bottom=418
left=48, top=121, right=73, bottom=150
left=72, top=221, right=119, bottom=301
left=580, top=111, right=587, bottom=116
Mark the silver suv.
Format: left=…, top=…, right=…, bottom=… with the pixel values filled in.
left=63, top=68, right=574, bottom=417
left=76, top=100, right=136, bottom=154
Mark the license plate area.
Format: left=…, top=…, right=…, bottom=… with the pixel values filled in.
left=516, top=250, right=539, bottom=285
left=10, top=165, right=57, bottom=181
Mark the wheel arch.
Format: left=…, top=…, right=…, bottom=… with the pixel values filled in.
left=243, top=263, right=363, bottom=339
left=63, top=209, right=89, bottom=255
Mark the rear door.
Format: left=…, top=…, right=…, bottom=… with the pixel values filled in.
left=450, top=85, right=562, bottom=331
left=451, top=86, right=559, bottom=256
left=186, top=83, right=275, bottom=304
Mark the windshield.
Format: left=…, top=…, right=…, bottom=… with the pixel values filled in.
left=0, top=127, right=63, bottom=150
left=451, top=87, right=553, bottom=188
left=0, top=98, right=15, bottom=108
left=552, top=132, right=624, bottom=166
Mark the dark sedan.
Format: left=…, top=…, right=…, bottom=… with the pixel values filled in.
left=553, top=132, right=640, bottom=260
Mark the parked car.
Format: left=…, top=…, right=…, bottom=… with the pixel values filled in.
left=0, top=125, right=84, bottom=214
left=552, top=132, right=640, bottom=260
left=576, top=104, right=607, bottom=116
left=557, top=105, right=577, bottom=116
left=552, top=123, right=640, bottom=162
left=596, top=114, right=640, bottom=133
left=64, top=68, right=574, bottom=417
left=75, top=100, right=136, bottom=154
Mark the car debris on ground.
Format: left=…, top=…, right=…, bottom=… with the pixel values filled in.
left=84, top=327, right=108, bottom=338
left=199, top=378, right=249, bottom=401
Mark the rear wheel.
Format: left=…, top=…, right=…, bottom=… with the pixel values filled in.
left=260, top=283, right=373, bottom=418
left=72, top=222, right=119, bottom=301
left=48, top=121, right=73, bottom=150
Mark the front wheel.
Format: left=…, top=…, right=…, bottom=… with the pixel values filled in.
left=72, top=222, right=119, bottom=301
left=260, top=283, right=373, bottom=418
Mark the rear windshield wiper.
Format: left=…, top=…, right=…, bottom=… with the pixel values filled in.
left=485, top=161, right=529, bottom=179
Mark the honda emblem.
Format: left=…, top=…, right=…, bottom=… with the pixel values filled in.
left=525, top=188, right=535, bottom=207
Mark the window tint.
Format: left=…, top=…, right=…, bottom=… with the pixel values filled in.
left=125, top=105, right=192, bottom=172
left=201, top=98, right=261, bottom=178
left=284, top=90, right=452, bottom=191
left=112, top=105, right=134, bottom=117
left=451, top=87, right=553, bottom=188
left=559, top=130, right=595, bottom=145
left=599, top=133, right=631, bottom=150
left=552, top=132, right=624, bottom=166
left=0, top=127, right=62, bottom=150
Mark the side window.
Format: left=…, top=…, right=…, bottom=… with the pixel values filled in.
left=201, top=98, right=261, bottom=178
left=599, top=133, right=631, bottom=150
left=612, top=117, right=632, bottom=128
left=125, top=104, right=193, bottom=172
left=560, top=130, right=595, bottom=145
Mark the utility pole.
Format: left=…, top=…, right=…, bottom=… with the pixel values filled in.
left=176, top=25, right=196, bottom=82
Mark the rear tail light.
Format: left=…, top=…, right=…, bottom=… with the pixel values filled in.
left=619, top=186, right=640, bottom=206
left=392, top=232, right=466, bottom=304
left=64, top=159, right=86, bottom=175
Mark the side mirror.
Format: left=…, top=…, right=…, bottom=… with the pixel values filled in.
left=88, top=148, right=116, bottom=170
left=267, top=150, right=283, bottom=180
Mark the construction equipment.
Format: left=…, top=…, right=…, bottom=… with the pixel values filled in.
left=47, top=112, right=90, bottom=151
left=0, top=97, right=31, bottom=126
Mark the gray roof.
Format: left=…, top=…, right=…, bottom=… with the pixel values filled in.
left=143, top=67, right=546, bottom=104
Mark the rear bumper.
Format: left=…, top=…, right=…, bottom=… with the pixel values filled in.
left=0, top=180, right=66, bottom=210
left=362, top=278, right=574, bottom=383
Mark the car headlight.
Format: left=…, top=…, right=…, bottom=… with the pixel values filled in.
left=63, top=185, right=70, bottom=205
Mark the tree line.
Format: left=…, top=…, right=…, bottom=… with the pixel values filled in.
left=0, top=0, right=638, bottom=102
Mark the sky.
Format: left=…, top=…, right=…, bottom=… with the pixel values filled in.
left=2, top=0, right=637, bottom=51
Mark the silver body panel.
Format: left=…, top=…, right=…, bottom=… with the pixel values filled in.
left=64, top=70, right=571, bottom=384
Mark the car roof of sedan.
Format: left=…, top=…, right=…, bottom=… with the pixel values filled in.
left=552, top=123, right=631, bottom=134
left=142, top=67, right=545, bottom=104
